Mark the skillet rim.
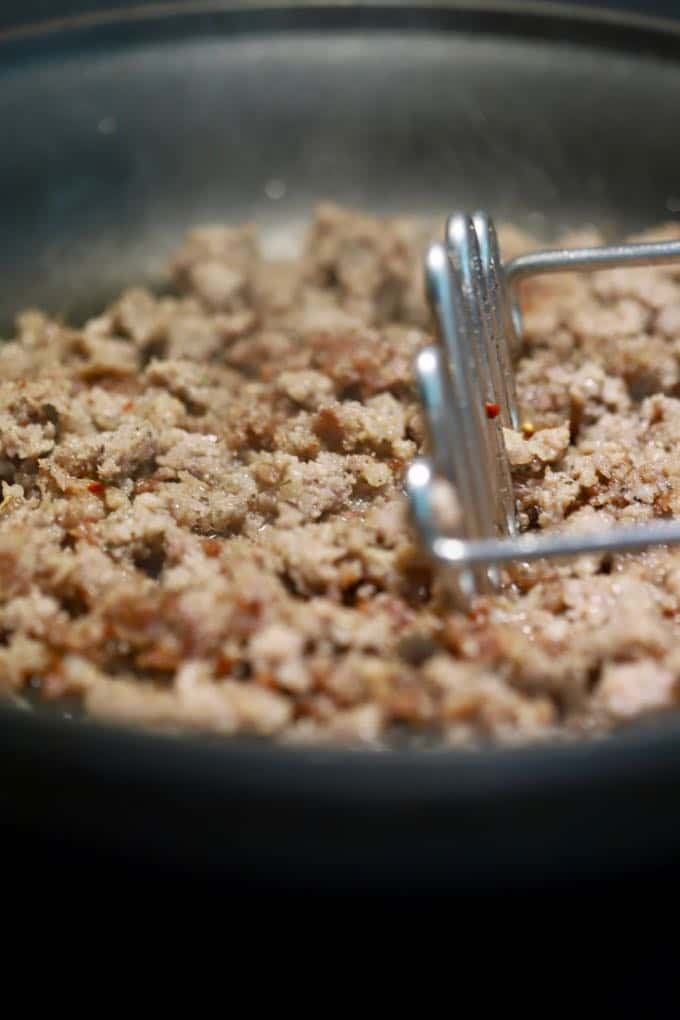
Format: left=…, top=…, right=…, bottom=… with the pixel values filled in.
left=1, top=0, right=680, bottom=41
left=4, top=0, right=680, bottom=56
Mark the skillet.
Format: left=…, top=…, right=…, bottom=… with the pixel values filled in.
left=2, top=0, right=680, bottom=892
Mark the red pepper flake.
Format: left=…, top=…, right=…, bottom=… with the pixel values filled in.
left=122, top=400, right=134, bottom=412
left=485, top=401, right=500, bottom=420
left=202, top=538, right=221, bottom=558
left=87, top=481, right=105, bottom=495
left=136, top=646, right=181, bottom=672
left=468, top=600, right=491, bottom=624
left=254, top=671, right=277, bottom=690
left=215, top=652, right=234, bottom=676
left=135, top=478, right=157, bottom=495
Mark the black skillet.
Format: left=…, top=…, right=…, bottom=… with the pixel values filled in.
left=3, top=0, right=680, bottom=893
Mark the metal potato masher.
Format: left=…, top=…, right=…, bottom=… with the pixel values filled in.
left=406, top=213, right=680, bottom=607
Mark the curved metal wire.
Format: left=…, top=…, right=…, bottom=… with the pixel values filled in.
left=409, top=218, right=680, bottom=604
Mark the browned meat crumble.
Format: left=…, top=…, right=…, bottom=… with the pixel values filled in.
left=2, top=202, right=680, bottom=747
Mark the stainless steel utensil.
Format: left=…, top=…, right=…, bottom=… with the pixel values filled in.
left=408, top=221, right=680, bottom=605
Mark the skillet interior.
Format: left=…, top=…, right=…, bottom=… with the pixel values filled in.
left=6, top=1, right=680, bottom=328
left=4, top=1, right=680, bottom=890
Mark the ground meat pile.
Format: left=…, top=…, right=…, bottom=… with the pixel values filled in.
left=2, top=202, right=680, bottom=747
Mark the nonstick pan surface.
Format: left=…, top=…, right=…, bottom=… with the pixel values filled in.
left=4, top=1, right=680, bottom=892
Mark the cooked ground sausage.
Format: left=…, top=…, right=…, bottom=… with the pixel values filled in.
left=2, top=204, right=680, bottom=747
